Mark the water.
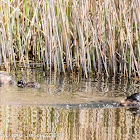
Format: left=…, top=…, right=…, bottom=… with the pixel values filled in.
left=0, top=67, right=140, bottom=139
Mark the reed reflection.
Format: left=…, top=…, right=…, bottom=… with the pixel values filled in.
left=0, top=105, right=139, bottom=139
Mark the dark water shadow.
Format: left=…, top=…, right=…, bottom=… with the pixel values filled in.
left=127, top=107, right=140, bottom=116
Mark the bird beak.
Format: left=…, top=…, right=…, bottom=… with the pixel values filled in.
left=119, top=99, right=127, bottom=106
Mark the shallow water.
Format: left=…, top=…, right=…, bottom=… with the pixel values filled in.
left=0, top=68, right=140, bottom=139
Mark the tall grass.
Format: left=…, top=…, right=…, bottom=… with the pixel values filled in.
left=0, top=0, right=140, bottom=78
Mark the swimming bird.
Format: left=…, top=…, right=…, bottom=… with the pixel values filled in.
left=17, top=79, right=40, bottom=88
left=120, top=93, right=140, bottom=106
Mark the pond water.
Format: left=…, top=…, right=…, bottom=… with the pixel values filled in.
left=0, top=67, right=140, bottom=140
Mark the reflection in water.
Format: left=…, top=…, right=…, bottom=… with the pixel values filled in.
left=128, top=107, right=140, bottom=116
left=0, top=105, right=139, bottom=139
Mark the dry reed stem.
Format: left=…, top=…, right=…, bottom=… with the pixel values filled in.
left=0, top=0, right=139, bottom=78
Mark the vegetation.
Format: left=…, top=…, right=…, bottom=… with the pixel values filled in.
left=0, top=0, right=140, bottom=78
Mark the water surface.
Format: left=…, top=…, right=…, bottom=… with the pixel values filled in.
left=0, top=68, right=140, bottom=139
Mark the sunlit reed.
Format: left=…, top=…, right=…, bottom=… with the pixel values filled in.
left=0, top=0, right=139, bottom=78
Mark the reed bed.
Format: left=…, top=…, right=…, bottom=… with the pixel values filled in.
left=0, top=0, right=140, bottom=78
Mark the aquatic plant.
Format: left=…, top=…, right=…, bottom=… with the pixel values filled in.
left=0, top=0, right=140, bottom=78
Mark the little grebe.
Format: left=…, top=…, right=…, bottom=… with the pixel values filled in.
left=120, top=93, right=140, bottom=106
left=0, top=71, right=15, bottom=85
left=17, top=79, right=40, bottom=88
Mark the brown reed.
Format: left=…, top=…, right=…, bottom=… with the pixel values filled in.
left=0, top=0, right=139, bottom=78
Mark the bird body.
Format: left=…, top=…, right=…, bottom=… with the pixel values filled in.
left=17, top=79, right=40, bottom=88
left=120, top=93, right=140, bottom=106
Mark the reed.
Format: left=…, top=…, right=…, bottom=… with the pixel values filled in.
left=0, top=0, right=140, bottom=78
